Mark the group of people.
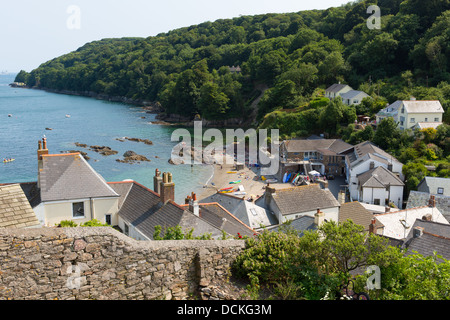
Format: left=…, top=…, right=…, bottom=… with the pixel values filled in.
left=3, top=158, right=14, bottom=163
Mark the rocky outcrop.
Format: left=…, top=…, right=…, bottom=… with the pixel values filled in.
left=89, top=145, right=118, bottom=156
left=116, top=151, right=151, bottom=163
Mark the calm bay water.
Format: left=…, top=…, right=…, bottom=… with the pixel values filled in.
left=0, top=74, right=213, bottom=203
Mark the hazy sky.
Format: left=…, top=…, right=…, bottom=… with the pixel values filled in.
left=0, top=0, right=351, bottom=72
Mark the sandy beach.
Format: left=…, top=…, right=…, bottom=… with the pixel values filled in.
left=197, top=154, right=291, bottom=201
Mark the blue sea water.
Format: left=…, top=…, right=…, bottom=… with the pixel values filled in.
left=0, top=74, right=213, bottom=203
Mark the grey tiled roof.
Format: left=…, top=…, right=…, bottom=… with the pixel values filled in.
left=0, top=184, right=40, bottom=229
left=357, top=166, right=404, bottom=188
left=404, top=225, right=450, bottom=262
left=39, top=154, right=119, bottom=202
left=272, top=184, right=340, bottom=215
left=325, top=83, right=351, bottom=93
left=417, top=177, right=450, bottom=196
left=339, top=201, right=384, bottom=231
left=406, top=191, right=450, bottom=222
left=283, top=139, right=352, bottom=154
left=268, top=215, right=317, bottom=235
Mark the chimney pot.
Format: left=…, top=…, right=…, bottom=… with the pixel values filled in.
left=369, top=218, right=377, bottom=234
left=314, top=209, right=325, bottom=226
left=160, top=172, right=175, bottom=203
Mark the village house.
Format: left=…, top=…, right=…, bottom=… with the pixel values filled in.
left=325, top=83, right=353, bottom=99
left=325, top=83, right=370, bottom=106
left=356, top=166, right=405, bottom=208
left=278, top=137, right=352, bottom=180
left=376, top=99, right=444, bottom=130
left=31, top=138, right=121, bottom=227
left=343, top=141, right=404, bottom=207
left=109, top=170, right=256, bottom=240
left=262, top=184, right=341, bottom=224
left=340, top=90, right=370, bottom=106
left=373, top=196, right=448, bottom=240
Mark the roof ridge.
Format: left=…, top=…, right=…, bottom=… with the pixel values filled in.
left=422, top=230, right=450, bottom=241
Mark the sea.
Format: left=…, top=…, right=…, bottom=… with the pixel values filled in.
left=0, top=73, right=213, bottom=203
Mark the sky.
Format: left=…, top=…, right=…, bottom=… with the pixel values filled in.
left=0, top=0, right=352, bottom=73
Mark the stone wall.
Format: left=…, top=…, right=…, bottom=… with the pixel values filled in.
left=0, top=227, right=246, bottom=300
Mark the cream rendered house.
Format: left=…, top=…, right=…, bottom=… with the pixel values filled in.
left=33, top=138, right=120, bottom=226
left=376, top=99, right=444, bottom=130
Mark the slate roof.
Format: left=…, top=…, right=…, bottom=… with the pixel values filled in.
left=39, top=153, right=119, bottom=202
left=339, top=201, right=384, bottom=231
left=346, top=141, right=399, bottom=167
left=406, top=191, right=450, bottom=223
left=0, top=184, right=40, bottom=229
left=357, top=166, right=404, bottom=188
left=417, top=177, right=450, bottom=196
left=283, top=139, right=352, bottom=155
left=340, top=90, right=369, bottom=100
left=111, top=181, right=254, bottom=239
left=325, top=83, right=352, bottom=93
left=268, top=215, right=317, bottom=235
left=181, top=202, right=256, bottom=237
left=374, top=206, right=449, bottom=240
left=271, top=184, right=340, bottom=215
left=199, top=192, right=277, bottom=229
left=402, top=219, right=450, bottom=261
left=402, top=100, right=444, bottom=114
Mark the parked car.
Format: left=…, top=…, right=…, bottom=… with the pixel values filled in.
left=326, top=174, right=335, bottom=180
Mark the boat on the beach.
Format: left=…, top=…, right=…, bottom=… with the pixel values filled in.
left=227, top=171, right=237, bottom=174
left=229, top=180, right=241, bottom=184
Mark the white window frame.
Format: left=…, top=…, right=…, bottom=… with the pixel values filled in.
left=72, top=202, right=85, bottom=219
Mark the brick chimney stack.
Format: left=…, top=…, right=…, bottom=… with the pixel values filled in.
left=189, top=192, right=199, bottom=217
left=428, top=195, right=436, bottom=208
left=369, top=218, right=377, bottom=234
left=160, top=172, right=175, bottom=203
left=37, top=137, right=49, bottom=189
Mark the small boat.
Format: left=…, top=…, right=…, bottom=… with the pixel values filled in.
left=8, top=114, right=12, bottom=117
left=219, top=187, right=233, bottom=191
left=3, top=158, right=15, bottom=163
left=65, top=114, right=71, bottom=118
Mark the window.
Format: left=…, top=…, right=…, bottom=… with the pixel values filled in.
left=72, top=202, right=85, bottom=218
left=438, top=187, right=444, bottom=195
left=401, top=107, right=405, bottom=114
left=424, top=118, right=428, bottom=122
left=124, top=223, right=129, bottom=236
left=410, top=118, right=415, bottom=123
left=105, top=214, right=112, bottom=225
left=374, top=199, right=381, bottom=205
left=435, top=118, right=439, bottom=122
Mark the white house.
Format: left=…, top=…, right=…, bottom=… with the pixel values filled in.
left=344, top=141, right=404, bottom=207
left=325, top=83, right=353, bottom=100
left=374, top=206, right=448, bottom=240
left=263, top=184, right=341, bottom=224
left=340, top=90, right=370, bottom=106
left=357, top=166, right=404, bottom=208
left=376, top=99, right=444, bottom=130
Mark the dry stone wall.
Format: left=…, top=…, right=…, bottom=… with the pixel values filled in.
left=0, top=227, right=246, bottom=300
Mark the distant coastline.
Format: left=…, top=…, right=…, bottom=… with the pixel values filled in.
left=14, top=85, right=247, bottom=128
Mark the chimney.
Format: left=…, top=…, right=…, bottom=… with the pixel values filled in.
left=37, top=137, right=49, bottom=189
left=369, top=218, right=377, bottom=234
left=369, top=162, right=375, bottom=170
left=153, top=169, right=162, bottom=194
left=428, top=195, right=436, bottom=208
left=160, top=172, right=175, bottom=203
left=413, top=226, right=424, bottom=238
left=314, top=209, right=325, bottom=226
left=189, top=192, right=199, bottom=217
left=387, top=163, right=393, bottom=172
